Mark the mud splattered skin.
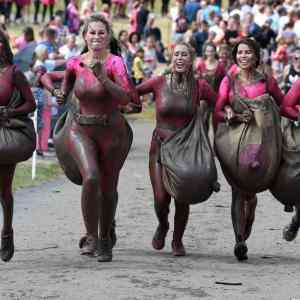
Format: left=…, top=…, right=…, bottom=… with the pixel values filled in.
left=50, top=54, right=136, bottom=244
left=136, top=74, right=216, bottom=250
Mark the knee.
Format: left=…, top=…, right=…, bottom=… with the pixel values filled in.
left=83, top=171, right=100, bottom=187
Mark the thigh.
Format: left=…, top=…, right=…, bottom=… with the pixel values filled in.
left=149, top=137, right=170, bottom=202
left=68, top=126, right=100, bottom=180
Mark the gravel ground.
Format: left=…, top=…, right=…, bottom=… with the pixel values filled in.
left=1, top=120, right=300, bottom=300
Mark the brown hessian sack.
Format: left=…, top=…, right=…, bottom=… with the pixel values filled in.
left=53, top=97, right=133, bottom=185
left=215, top=82, right=282, bottom=193
left=0, top=88, right=36, bottom=164
left=160, top=107, right=220, bottom=205
left=270, top=117, right=300, bottom=209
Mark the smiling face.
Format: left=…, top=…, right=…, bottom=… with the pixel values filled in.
left=172, top=44, right=192, bottom=74
left=204, top=44, right=216, bottom=59
left=84, top=21, right=110, bottom=52
left=236, top=43, right=257, bottom=71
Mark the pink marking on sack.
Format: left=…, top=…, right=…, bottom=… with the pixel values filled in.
left=239, top=144, right=263, bottom=169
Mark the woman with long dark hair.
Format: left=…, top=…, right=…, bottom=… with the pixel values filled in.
left=214, top=38, right=283, bottom=261
left=41, top=14, right=139, bottom=262
left=0, top=30, right=36, bottom=262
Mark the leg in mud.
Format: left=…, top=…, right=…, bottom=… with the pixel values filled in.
left=231, top=187, right=249, bottom=261
left=172, top=201, right=189, bottom=256
left=244, top=194, right=258, bottom=241
left=283, top=206, right=300, bottom=242
left=149, top=137, right=171, bottom=251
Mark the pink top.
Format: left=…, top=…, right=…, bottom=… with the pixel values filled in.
left=214, top=74, right=283, bottom=123
left=282, top=78, right=300, bottom=120
left=64, top=54, right=134, bottom=114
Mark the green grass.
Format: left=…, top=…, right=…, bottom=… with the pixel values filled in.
left=13, top=161, right=63, bottom=191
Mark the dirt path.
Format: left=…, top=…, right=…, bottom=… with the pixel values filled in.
left=1, top=120, right=300, bottom=300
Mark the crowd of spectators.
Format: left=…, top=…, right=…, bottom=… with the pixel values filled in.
left=0, top=0, right=300, bottom=156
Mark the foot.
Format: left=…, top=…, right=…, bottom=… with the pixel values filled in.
left=283, top=220, right=299, bottom=242
left=171, top=240, right=186, bottom=257
left=79, top=235, right=97, bottom=256
left=152, top=223, right=169, bottom=250
left=1, top=231, right=14, bottom=262
left=97, top=238, right=112, bottom=262
left=234, top=241, right=248, bottom=261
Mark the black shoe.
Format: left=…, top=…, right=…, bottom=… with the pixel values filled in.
left=234, top=242, right=248, bottom=261
left=98, top=238, right=112, bottom=262
left=1, top=231, right=14, bottom=262
left=283, top=219, right=299, bottom=242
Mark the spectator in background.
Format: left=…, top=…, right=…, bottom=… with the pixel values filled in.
left=33, top=0, right=41, bottom=24
left=80, top=0, right=97, bottom=21
left=67, top=0, right=81, bottom=35
left=162, top=0, right=170, bottom=16
left=42, top=0, right=55, bottom=22
left=39, top=27, right=60, bottom=56
left=224, top=15, right=241, bottom=47
left=191, top=20, right=209, bottom=56
left=129, top=0, right=140, bottom=33
left=99, top=3, right=112, bottom=22
left=14, top=27, right=37, bottom=72
left=118, top=29, right=133, bottom=73
left=132, top=47, right=145, bottom=85
left=283, top=47, right=300, bottom=93
left=143, top=34, right=158, bottom=77
left=13, top=26, right=35, bottom=51
left=59, top=34, right=80, bottom=59
left=48, top=10, right=69, bottom=46
left=183, top=0, right=200, bottom=24
left=128, top=31, right=141, bottom=54
left=173, top=8, right=189, bottom=42
left=137, top=0, right=149, bottom=36
left=33, top=44, right=65, bottom=156
left=112, top=0, right=128, bottom=18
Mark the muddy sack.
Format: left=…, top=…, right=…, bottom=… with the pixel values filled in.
left=270, top=118, right=300, bottom=206
left=53, top=99, right=133, bottom=185
left=215, top=95, right=282, bottom=193
left=160, top=108, right=219, bottom=205
left=0, top=89, right=36, bottom=164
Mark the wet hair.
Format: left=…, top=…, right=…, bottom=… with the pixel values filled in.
left=171, top=41, right=196, bottom=72
left=202, top=42, right=218, bottom=59
left=232, top=38, right=260, bottom=68
left=81, top=13, right=121, bottom=56
left=0, top=30, right=13, bottom=65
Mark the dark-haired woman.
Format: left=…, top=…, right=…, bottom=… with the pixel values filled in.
left=214, top=38, right=283, bottom=261
left=41, top=14, right=139, bottom=262
left=136, top=42, right=216, bottom=257
left=0, top=30, right=36, bottom=262
left=196, top=42, right=226, bottom=92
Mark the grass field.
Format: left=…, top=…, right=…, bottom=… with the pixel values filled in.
left=13, top=160, right=62, bottom=191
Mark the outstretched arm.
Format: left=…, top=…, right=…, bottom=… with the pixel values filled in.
left=40, top=71, right=65, bottom=93
left=136, top=76, right=162, bottom=97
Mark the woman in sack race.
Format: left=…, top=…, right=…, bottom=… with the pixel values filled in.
left=214, top=38, right=283, bottom=261
left=41, top=14, right=140, bottom=262
left=136, top=42, right=217, bottom=257
left=276, top=78, right=300, bottom=243
left=0, top=30, right=36, bottom=262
